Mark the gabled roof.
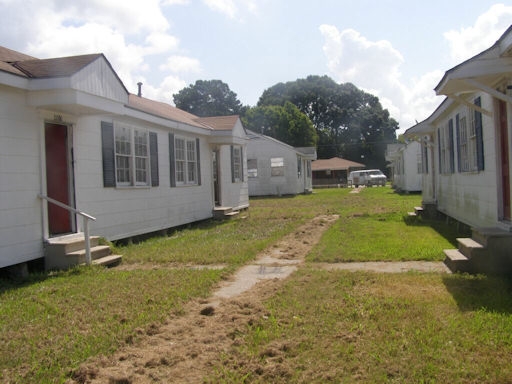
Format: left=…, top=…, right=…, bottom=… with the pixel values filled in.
left=246, top=130, right=317, bottom=159
left=435, top=25, right=512, bottom=96
left=0, top=46, right=37, bottom=76
left=128, top=94, right=209, bottom=129
left=11, top=54, right=103, bottom=78
left=194, top=115, right=240, bottom=131
left=0, top=46, right=36, bottom=62
left=312, top=157, right=365, bottom=171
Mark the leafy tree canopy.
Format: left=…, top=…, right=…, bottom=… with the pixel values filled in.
left=258, top=75, right=398, bottom=170
left=173, top=79, right=246, bottom=117
left=243, top=102, right=318, bottom=147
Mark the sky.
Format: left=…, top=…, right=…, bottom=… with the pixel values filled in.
left=1, top=1, right=512, bottom=134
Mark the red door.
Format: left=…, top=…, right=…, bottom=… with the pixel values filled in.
left=45, top=123, right=73, bottom=235
left=498, top=100, right=511, bottom=221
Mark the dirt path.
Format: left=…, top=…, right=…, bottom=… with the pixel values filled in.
left=69, top=214, right=448, bottom=384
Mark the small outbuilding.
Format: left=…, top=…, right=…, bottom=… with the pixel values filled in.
left=312, top=157, right=365, bottom=187
left=246, top=130, right=316, bottom=196
left=386, top=141, right=423, bottom=193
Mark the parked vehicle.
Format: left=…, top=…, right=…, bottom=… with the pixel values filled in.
left=348, top=169, right=387, bottom=187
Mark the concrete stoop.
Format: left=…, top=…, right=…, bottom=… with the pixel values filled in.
left=443, top=227, right=512, bottom=274
left=44, top=233, right=122, bottom=271
left=407, top=206, right=424, bottom=218
left=213, top=206, right=240, bottom=220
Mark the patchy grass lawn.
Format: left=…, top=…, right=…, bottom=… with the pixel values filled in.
left=0, top=186, right=502, bottom=383
left=209, top=269, right=512, bottom=383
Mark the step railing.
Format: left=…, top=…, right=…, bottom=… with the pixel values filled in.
left=38, top=194, right=97, bottom=265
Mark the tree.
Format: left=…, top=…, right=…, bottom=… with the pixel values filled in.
left=173, top=80, right=246, bottom=117
left=258, top=75, right=398, bottom=170
left=243, top=102, right=318, bottom=147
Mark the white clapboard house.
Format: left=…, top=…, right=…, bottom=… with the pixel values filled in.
left=404, top=25, right=512, bottom=274
left=0, top=46, right=248, bottom=272
left=385, top=141, right=423, bottom=193
left=246, top=130, right=316, bottom=196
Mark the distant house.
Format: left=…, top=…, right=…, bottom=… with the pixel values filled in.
left=386, top=141, right=423, bottom=193
left=404, top=25, right=512, bottom=274
left=312, top=157, right=365, bottom=187
left=246, top=130, right=316, bottom=196
left=0, top=46, right=248, bottom=271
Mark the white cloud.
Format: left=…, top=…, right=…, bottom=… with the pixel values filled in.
left=444, top=3, right=512, bottom=63
left=320, top=3, right=512, bottom=133
left=203, top=0, right=237, bottom=18
left=0, top=0, right=200, bottom=102
left=202, top=0, right=259, bottom=19
left=160, top=56, right=202, bottom=74
left=319, top=24, right=421, bottom=132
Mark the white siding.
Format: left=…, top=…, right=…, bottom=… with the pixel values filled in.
left=0, top=86, right=44, bottom=267
left=216, top=144, right=249, bottom=209
left=72, top=58, right=128, bottom=103
left=433, top=93, right=499, bottom=227
left=74, top=116, right=215, bottom=241
left=247, top=136, right=304, bottom=196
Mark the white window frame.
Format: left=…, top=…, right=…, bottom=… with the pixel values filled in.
left=232, top=146, right=242, bottom=182
left=247, top=158, right=258, bottom=178
left=457, top=107, right=478, bottom=172
left=175, top=136, right=197, bottom=185
left=271, top=157, right=285, bottom=177
left=439, top=122, right=454, bottom=174
left=114, top=123, right=150, bottom=187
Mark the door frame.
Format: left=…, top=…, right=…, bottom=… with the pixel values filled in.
left=496, top=98, right=511, bottom=222
left=42, top=120, right=76, bottom=238
left=212, top=148, right=221, bottom=206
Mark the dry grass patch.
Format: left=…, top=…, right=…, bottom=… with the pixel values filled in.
left=209, top=269, right=512, bottom=383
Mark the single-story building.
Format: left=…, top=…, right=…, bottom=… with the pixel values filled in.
left=312, top=157, right=365, bottom=187
left=404, top=25, right=512, bottom=274
left=246, top=130, right=316, bottom=196
left=386, top=141, right=423, bottom=193
left=0, top=46, right=248, bottom=271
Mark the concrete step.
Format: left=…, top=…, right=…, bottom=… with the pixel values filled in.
left=46, top=234, right=100, bottom=254
left=443, top=249, right=470, bottom=273
left=92, top=254, right=123, bottom=267
left=68, top=245, right=112, bottom=263
left=414, top=206, right=424, bottom=215
left=457, top=237, right=484, bottom=258
left=472, top=227, right=512, bottom=248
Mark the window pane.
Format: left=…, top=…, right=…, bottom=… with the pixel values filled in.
left=271, top=157, right=284, bottom=176
left=176, top=161, right=185, bottom=183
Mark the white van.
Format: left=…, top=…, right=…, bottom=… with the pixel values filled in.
left=348, top=169, right=387, bottom=187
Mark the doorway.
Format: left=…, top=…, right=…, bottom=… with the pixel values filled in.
left=45, top=123, right=75, bottom=235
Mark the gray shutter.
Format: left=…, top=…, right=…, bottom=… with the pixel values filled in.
left=455, top=114, right=461, bottom=172
left=196, top=138, right=201, bottom=186
left=230, top=145, right=235, bottom=183
left=169, top=133, right=176, bottom=187
left=149, top=132, right=159, bottom=187
left=474, top=97, right=484, bottom=171
left=101, top=121, right=115, bottom=187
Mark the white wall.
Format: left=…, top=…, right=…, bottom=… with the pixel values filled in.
left=433, top=92, right=499, bottom=227
left=0, top=86, right=44, bottom=267
left=216, top=144, right=249, bottom=209
left=74, top=115, right=216, bottom=241
left=247, top=136, right=301, bottom=196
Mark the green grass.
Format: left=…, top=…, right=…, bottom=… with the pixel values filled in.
left=209, top=269, right=512, bottom=383
left=0, top=266, right=222, bottom=383
left=309, top=187, right=461, bottom=262
left=0, top=187, right=492, bottom=383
